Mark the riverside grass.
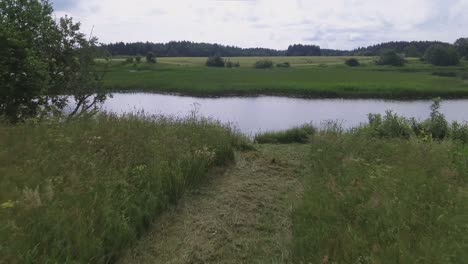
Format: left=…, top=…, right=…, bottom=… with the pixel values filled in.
left=0, top=114, right=246, bottom=263
left=293, top=131, right=468, bottom=263
left=100, top=57, right=468, bottom=99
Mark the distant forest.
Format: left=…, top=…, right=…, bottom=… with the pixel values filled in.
left=101, top=40, right=451, bottom=57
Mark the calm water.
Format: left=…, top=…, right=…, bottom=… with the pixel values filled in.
left=102, top=93, right=468, bottom=134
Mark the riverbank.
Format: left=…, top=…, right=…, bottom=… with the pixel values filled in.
left=100, top=56, right=468, bottom=99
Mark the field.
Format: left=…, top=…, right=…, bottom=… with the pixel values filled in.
left=2, top=111, right=468, bottom=263
left=99, top=56, right=468, bottom=99
left=0, top=114, right=247, bottom=263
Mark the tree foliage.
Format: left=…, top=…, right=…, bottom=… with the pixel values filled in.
left=0, top=0, right=107, bottom=122
left=345, top=58, right=360, bottom=67
left=145, top=52, right=156, bottom=63
left=454, top=38, right=468, bottom=59
left=206, top=55, right=225, bottom=67
left=424, top=45, right=460, bottom=66
left=377, top=51, right=405, bottom=66
left=286, top=44, right=321, bottom=56
left=254, top=59, right=274, bottom=69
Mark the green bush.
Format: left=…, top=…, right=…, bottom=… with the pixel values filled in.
left=376, top=51, right=405, bottom=66
left=0, top=114, right=245, bottom=263
left=255, top=124, right=315, bottom=144
left=125, top=57, right=134, bottom=63
left=276, top=62, right=291, bottom=68
left=254, top=59, right=274, bottom=69
left=146, top=52, right=157, bottom=63
left=365, top=111, right=414, bottom=139
left=135, top=56, right=141, bottom=63
left=424, top=45, right=460, bottom=66
left=206, top=55, right=225, bottom=67
left=344, top=58, right=360, bottom=67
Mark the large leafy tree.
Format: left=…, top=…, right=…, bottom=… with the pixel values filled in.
left=0, top=0, right=107, bottom=122
left=454, top=38, right=468, bottom=59
left=424, top=44, right=460, bottom=66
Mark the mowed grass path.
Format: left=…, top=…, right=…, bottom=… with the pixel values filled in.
left=101, top=57, right=468, bottom=99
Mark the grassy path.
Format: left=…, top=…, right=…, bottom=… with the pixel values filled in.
left=118, top=144, right=309, bottom=264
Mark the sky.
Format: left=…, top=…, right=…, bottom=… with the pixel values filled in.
left=52, top=0, right=468, bottom=50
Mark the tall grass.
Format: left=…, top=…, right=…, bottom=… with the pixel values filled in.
left=293, top=103, right=468, bottom=263
left=0, top=114, right=246, bottom=263
left=255, top=124, right=315, bottom=144
left=294, top=133, right=468, bottom=263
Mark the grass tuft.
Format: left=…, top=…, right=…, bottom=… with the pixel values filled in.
left=255, top=124, right=315, bottom=144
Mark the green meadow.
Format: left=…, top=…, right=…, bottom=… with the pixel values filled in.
left=100, top=56, right=468, bottom=99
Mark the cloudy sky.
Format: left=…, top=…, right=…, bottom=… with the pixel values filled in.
left=52, top=0, right=468, bottom=50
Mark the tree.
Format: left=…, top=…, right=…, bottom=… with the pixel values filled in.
left=0, top=0, right=107, bottom=122
left=403, top=45, right=422, bottom=57
left=454, top=38, right=468, bottom=59
left=345, top=58, right=360, bottom=67
left=254, top=59, right=273, bottom=69
left=424, top=45, right=460, bottom=66
left=206, top=55, right=225, bottom=67
left=376, top=51, right=405, bottom=66
left=286, top=44, right=321, bottom=56
left=135, top=56, right=142, bottom=63
left=146, top=52, right=156, bottom=63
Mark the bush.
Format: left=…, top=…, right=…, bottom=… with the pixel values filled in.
left=146, top=52, right=157, bottom=63
left=376, top=51, right=405, bottom=66
left=365, top=111, right=414, bottom=139
left=255, top=124, right=315, bottom=144
left=424, top=45, right=459, bottom=66
left=125, top=57, right=134, bottom=63
left=276, top=62, right=291, bottom=68
left=135, top=56, right=141, bottom=63
left=0, top=114, right=245, bottom=263
left=225, top=60, right=239, bottom=68
left=254, top=59, right=274, bottom=69
left=344, top=58, right=360, bottom=67
left=206, top=55, right=225, bottom=67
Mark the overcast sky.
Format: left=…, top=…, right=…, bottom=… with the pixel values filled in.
left=52, top=0, right=468, bottom=50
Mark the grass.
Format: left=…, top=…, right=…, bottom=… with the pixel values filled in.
left=99, top=56, right=468, bottom=99
left=255, top=124, right=315, bottom=144
left=293, top=128, right=468, bottom=263
left=0, top=114, right=246, bottom=263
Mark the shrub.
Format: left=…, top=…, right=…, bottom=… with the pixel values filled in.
left=254, top=59, right=274, bottom=69
left=255, top=124, right=316, bottom=144
left=344, top=58, right=360, bottom=67
left=424, top=45, right=459, bottom=66
left=376, top=51, right=405, bottom=66
left=146, top=52, right=157, bottom=63
left=225, top=60, right=239, bottom=68
left=365, top=111, right=414, bottom=138
left=276, top=62, right=291, bottom=68
left=135, top=56, right=141, bottom=63
left=206, top=55, right=225, bottom=67
left=125, top=57, right=134, bottom=63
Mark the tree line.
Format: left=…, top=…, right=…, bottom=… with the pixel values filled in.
left=101, top=39, right=468, bottom=58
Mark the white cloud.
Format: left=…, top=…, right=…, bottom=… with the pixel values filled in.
left=54, top=0, right=468, bottom=50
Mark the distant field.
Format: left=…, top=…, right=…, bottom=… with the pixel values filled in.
left=98, top=56, right=468, bottom=99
